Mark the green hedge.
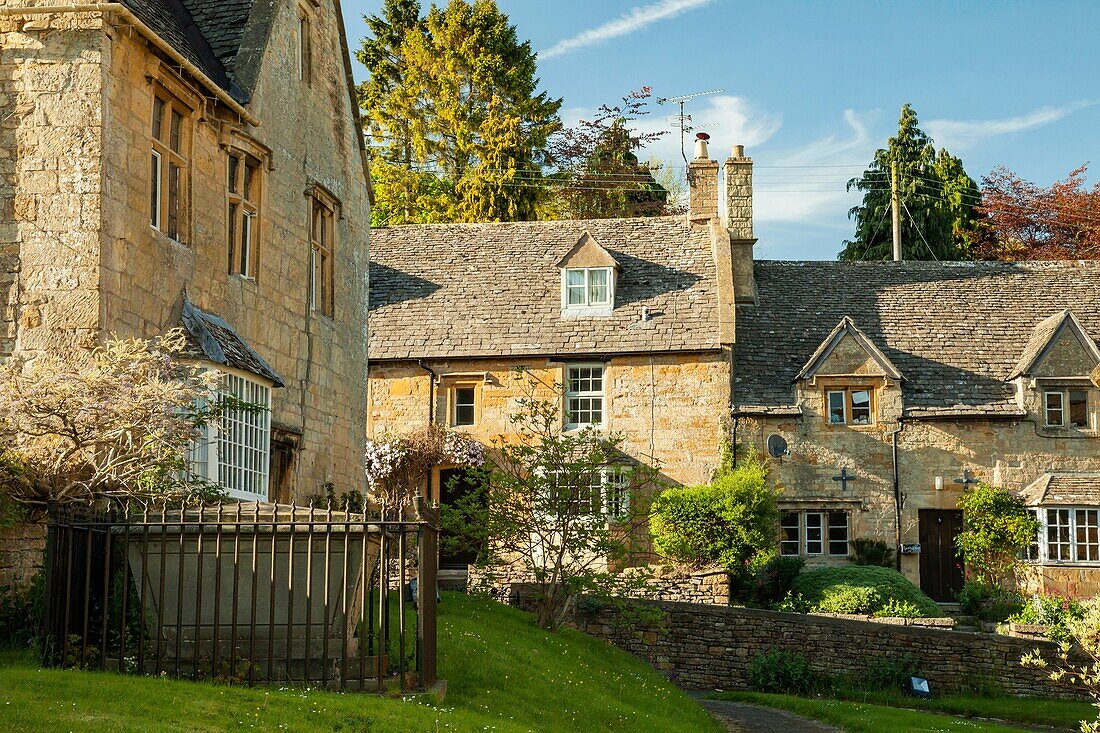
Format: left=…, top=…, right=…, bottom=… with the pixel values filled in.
left=788, top=566, right=943, bottom=618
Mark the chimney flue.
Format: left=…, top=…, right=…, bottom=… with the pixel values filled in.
left=725, top=145, right=756, bottom=304
left=731, top=144, right=745, bottom=158
left=687, top=133, right=719, bottom=224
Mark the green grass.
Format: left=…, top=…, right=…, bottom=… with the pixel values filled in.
left=0, top=592, right=721, bottom=732
left=714, top=689, right=1094, bottom=732
left=714, top=691, right=1062, bottom=733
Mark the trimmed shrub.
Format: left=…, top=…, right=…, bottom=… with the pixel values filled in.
left=958, top=580, right=1023, bottom=622
left=791, top=565, right=943, bottom=618
left=851, top=538, right=895, bottom=568
left=649, top=456, right=778, bottom=570
left=747, top=649, right=817, bottom=694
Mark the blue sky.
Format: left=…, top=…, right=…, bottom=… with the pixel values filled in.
left=343, top=0, right=1099, bottom=260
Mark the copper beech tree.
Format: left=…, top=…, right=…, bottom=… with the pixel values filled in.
left=973, top=164, right=1100, bottom=260
left=0, top=330, right=225, bottom=508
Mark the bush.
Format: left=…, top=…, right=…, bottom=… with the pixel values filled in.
left=735, top=554, right=804, bottom=606
left=0, top=575, right=43, bottom=650
left=849, top=655, right=920, bottom=691
left=956, top=484, right=1038, bottom=586
left=1010, top=593, right=1086, bottom=643
left=649, top=455, right=778, bottom=570
left=790, top=565, right=943, bottom=618
left=958, top=580, right=1023, bottom=622
left=873, top=598, right=925, bottom=619
left=747, top=648, right=817, bottom=694
left=851, top=538, right=895, bottom=568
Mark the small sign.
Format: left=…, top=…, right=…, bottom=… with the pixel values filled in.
left=901, top=543, right=921, bottom=555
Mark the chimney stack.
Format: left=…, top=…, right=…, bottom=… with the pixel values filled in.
left=688, top=133, right=719, bottom=224
left=724, top=145, right=756, bottom=303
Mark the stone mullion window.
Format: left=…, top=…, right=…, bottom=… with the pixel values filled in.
left=309, top=194, right=337, bottom=317
left=150, top=91, right=190, bottom=242
left=297, top=5, right=313, bottom=85
left=779, top=509, right=850, bottom=558
left=227, top=152, right=262, bottom=278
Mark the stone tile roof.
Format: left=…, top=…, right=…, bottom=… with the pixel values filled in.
left=1020, top=473, right=1100, bottom=506
left=734, top=260, right=1100, bottom=416
left=367, top=217, right=722, bottom=360
left=180, top=299, right=284, bottom=386
left=120, top=0, right=268, bottom=102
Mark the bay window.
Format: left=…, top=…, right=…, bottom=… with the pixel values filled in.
left=189, top=370, right=272, bottom=501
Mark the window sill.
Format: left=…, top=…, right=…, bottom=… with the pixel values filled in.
left=560, top=306, right=613, bottom=319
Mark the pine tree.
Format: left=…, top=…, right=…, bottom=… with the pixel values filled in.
left=357, top=0, right=561, bottom=224
left=840, top=104, right=979, bottom=261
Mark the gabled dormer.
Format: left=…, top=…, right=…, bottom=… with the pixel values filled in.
left=557, top=232, right=619, bottom=318
left=795, top=317, right=904, bottom=426
left=1011, top=310, right=1100, bottom=431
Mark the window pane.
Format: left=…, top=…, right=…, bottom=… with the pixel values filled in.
left=828, top=511, right=849, bottom=556
left=1046, top=392, right=1065, bottom=427
left=805, top=513, right=823, bottom=555
left=167, top=162, right=180, bottom=239
left=1077, top=509, right=1099, bottom=562
left=244, top=160, right=256, bottom=201
left=566, top=269, right=586, bottom=305
left=169, top=109, right=182, bottom=153
left=240, top=211, right=252, bottom=276
left=227, top=202, right=238, bottom=272
left=827, top=391, right=846, bottom=424
left=605, top=471, right=629, bottom=520
left=850, top=390, right=871, bottom=425
left=1070, top=390, right=1089, bottom=428
left=780, top=512, right=800, bottom=556
left=228, top=155, right=239, bottom=194
left=588, top=269, right=610, bottom=305
left=454, top=387, right=476, bottom=426
left=152, top=96, right=165, bottom=140
left=150, top=152, right=161, bottom=227
left=1047, top=508, right=1071, bottom=560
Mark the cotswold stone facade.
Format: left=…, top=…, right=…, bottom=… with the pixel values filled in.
left=734, top=262, right=1100, bottom=599
left=1, top=0, right=370, bottom=501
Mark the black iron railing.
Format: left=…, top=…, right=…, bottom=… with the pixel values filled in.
left=41, top=499, right=438, bottom=691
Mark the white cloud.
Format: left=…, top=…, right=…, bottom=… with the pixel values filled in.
left=752, top=109, right=879, bottom=228
left=636, top=94, right=783, bottom=166
left=539, top=0, right=713, bottom=59
left=926, top=101, right=1096, bottom=150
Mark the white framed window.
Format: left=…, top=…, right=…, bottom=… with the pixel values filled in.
left=452, top=384, right=476, bottom=427
left=1045, top=389, right=1090, bottom=428
left=826, top=388, right=874, bottom=425
left=561, top=267, right=614, bottom=316
left=189, top=370, right=272, bottom=501
left=827, top=391, right=846, bottom=424
left=779, top=510, right=850, bottom=558
left=541, top=467, right=630, bottom=521
left=1047, top=508, right=1073, bottom=561
left=565, top=364, right=605, bottom=429
left=150, top=150, right=162, bottom=229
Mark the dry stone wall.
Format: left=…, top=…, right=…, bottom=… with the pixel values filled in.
left=575, top=599, right=1087, bottom=700
left=0, top=521, right=46, bottom=591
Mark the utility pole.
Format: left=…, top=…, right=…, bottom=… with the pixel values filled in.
left=891, top=158, right=902, bottom=262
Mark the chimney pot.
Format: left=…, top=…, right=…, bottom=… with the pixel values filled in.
left=694, top=132, right=711, bottom=160
left=731, top=144, right=745, bottom=158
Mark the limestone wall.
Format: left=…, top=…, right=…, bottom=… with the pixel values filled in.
left=1, top=9, right=105, bottom=359
left=0, top=521, right=46, bottom=592
left=575, top=599, right=1087, bottom=699
left=368, top=351, right=731, bottom=492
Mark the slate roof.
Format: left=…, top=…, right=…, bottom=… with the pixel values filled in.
left=180, top=299, right=284, bottom=386
left=1020, top=473, right=1100, bottom=506
left=734, top=260, right=1100, bottom=416
left=119, top=0, right=273, bottom=102
left=367, top=217, right=723, bottom=360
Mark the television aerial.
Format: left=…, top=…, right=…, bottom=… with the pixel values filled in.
left=657, top=88, right=724, bottom=164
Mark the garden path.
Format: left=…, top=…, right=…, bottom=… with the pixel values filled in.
left=694, top=696, right=843, bottom=733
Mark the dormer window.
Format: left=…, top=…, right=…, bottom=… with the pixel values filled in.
left=557, top=232, right=619, bottom=318
left=1045, top=388, right=1090, bottom=428
left=565, top=267, right=612, bottom=307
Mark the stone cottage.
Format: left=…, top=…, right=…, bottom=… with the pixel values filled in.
left=366, top=139, right=752, bottom=572
left=734, top=259, right=1100, bottom=600
left=0, top=0, right=371, bottom=507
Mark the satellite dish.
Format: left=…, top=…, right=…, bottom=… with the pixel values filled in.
left=767, top=434, right=789, bottom=458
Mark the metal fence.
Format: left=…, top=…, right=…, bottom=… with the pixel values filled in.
left=41, top=499, right=438, bottom=691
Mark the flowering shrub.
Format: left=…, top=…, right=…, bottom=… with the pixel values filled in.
left=363, top=425, right=485, bottom=514
left=1010, top=593, right=1085, bottom=643
left=1022, top=597, right=1100, bottom=732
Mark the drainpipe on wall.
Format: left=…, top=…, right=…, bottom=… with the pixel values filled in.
left=417, top=359, right=437, bottom=426
left=890, top=420, right=906, bottom=572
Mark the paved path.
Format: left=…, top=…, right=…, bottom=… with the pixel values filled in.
left=694, top=697, right=843, bottom=733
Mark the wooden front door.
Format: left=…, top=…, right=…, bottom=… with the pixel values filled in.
left=918, top=509, right=965, bottom=602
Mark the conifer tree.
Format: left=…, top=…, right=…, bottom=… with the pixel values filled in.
left=840, top=104, right=979, bottom=261
left=357, top=0, right=561, bottom=224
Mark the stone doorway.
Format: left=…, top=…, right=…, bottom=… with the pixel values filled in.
left=918, top=509, right=964, bottom=602
left=436, top=467, right=484, bottom=573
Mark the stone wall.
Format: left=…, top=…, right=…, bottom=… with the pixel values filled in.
left=574, top=599, right=1087, bottom=700
left=468, top=564, right=732, bottom=606
left=0, top=521, right=46, bottom=592
left=368, top=351, right=731, bottom=494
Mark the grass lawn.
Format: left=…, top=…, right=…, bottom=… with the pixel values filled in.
left=0, top=592, right=722, bottom=732
left=714, top=690, right=1093, bottom=733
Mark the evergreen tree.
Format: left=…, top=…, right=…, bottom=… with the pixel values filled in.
left=840, top=104, right=979, bottom=261
left=357, top=0, right=561, bottom=224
